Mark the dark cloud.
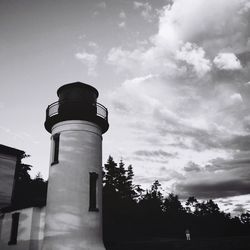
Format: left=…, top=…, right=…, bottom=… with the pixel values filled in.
left=156, top=122, right=220, bottom=152
left=191, top=133, right=250, bottom=153
left=175, top=179, right=250, bottom=199
left=184, top=161, right=202, bottom=172
left=237, top=51, right=250, bottom=67
left=226, top=134, right=250, bottom=151
left=154, top=109, right=225, bottom=152
left=135, top=175, right=172, bottom=184
left=134, top=149, right=178, bottom=158
left=206, top=156, right=250, bottom=172
left=132, top=148, right=177, bottom=163
left=233, top=204, right=246, bottom=214
left=211, top=67, right=243, bottom=83
left=175, top=151, right=250, bottom=199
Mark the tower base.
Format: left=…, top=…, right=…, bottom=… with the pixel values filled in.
left=42, top=120, right=106, bottom=250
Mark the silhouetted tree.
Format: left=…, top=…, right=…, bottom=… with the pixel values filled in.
left=8, top=154, right=48, bottom=211
left=139, top=180, right=163, bottom=213
left=241, top=212, right=250, bottom=225
left=185, top=196, right=198, bottom=213
left=103, top=156, right=138, bottom=242
left=198, top=199, right=220, bottom=215
left=163, top=193, right=184, bottom=215
left=102, top=156, right=250, bottom=244
left=103, top=155, right=119, bottom=192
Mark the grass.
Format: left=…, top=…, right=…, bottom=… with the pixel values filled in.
left=105, top=236, right=250, bottom=250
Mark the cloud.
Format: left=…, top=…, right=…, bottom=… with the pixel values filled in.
left=175, top=152, right=250, bottom=199
left=96, top=1, right=106, bottom=9
left=230, top=93, right=243, bottom=104
left=107, top=0, right=250, bottom=77
left=134, top=149, right=177, bottom=158
left=88, top=41, right=99, bottom=50
left=237, top=51, right=250, bottom=66
left=118, top=22, right=126, bottom=28
left=75, top=51, right=98, bottom=76
left=233, top=204, right=246, bottom=214
left=119, top=11, right=126, bottom=19
left=184, top=161, right=202, bottom=172
left=227, top=134, right=250, bottom=151
left=176, top=42, right=211, bottom=77
left=176, top=179, right=250, bottom=199
left=107, top=1, right=249, bottom=79
left=107, top=47, right=144, bottom=73
left=133, top=1, right=153, bottom=22
left=156, top=0, right=250, bottom=54
left=105, top=0, right=250, bottom=198
left=207, top=156, right=250, bottom=172
left=214, top=53, right=242, bottom=70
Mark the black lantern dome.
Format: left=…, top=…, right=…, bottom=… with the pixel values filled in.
left=44, top=82, right=109, bottom=133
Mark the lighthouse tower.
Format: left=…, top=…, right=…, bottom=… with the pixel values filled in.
left=43, top=82, right=109, bottom=250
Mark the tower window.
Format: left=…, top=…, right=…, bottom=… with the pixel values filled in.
left=89, top=172, right=99, bottom=212
left=51, top=133, right=60, bottom=165
left=8, top=212, right=20, bottom=245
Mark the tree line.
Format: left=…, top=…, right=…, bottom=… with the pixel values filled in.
left=103, top=156, right=250, bottom=243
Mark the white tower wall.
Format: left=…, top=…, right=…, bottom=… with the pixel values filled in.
left=42, top=120, right=105, bottom=250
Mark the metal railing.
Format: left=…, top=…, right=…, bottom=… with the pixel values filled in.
left=46, top=100, right=108, bottom=121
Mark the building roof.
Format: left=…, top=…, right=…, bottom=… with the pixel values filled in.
left=57, top=82, right=99, bottom=98
left=0, top=144, right=25, bottom=157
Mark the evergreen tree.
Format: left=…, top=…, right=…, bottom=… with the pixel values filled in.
left=194, top=199, right=221, bottom=216
left=185, top=196, right=198, bottom=213
left=116, top=159, right=127, bottom=198
left=103, top=156, right=137, bottom=242
left=103, top=155, right=119, bottom=192
left=139, top=180, right=163, bottom=214
left=163, top=193, right=184, bottom=215
left=124, top=164, right=137, bottom=200
left=241, top=212, right=250, bottom=225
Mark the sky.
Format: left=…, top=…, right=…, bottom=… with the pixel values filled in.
left=1, top=0, right=250, bottom=216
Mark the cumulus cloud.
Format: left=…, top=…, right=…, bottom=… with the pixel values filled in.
left=75, top=51, right=98, bottom=76
left=176, top=42, right=211, bottom=77
left=107, top=47, right=144, bottom=73
left=214, top=53, right=242, bottom=70
left=108, top=0, right=250, bottom=77
left=107, top=0, right=249, bottom=78
left=155, top=0, right=249, bottom=53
